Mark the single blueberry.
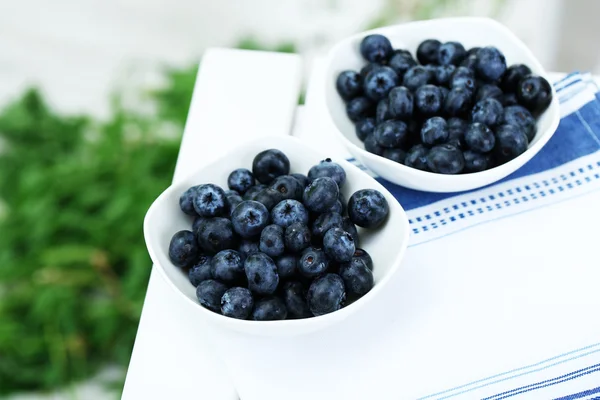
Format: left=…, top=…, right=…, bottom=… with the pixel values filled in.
left=282, top=281, right=311, bottom=319
left=226, top=194, right=243, bottom=214
left=476, top=84, right=503, bottom=103
left=475, top=46, right=507, bottom=82
left=308, top=159, right=346, bottom=188
left=312, top=212, right=343, bottom=243
left=348, top=189, right=389, bottom=228
left=336, top=70, right=362, bottom=101
left=192, top=216, right=205, bottom=234
left=339, top=258, right=374, bottom=296
left=342, top=217, right=360, bottom=247
left=402, top=66, right=432, bottom=92
left=242, top=184, right=267, bottom=201
left=238, top=239, right=259, bottom=261
left=270, top=175, right=303, bottom=201
left=244, top=252, right=279, bottom=295
left=516, top=75, right=553, bottom=115
left=211, top=249, right=244, bottom=285
left=388, top=86, right=414, bottom=120
left=460, top=54, right=478, bottom=70
left=503, top=105, right=537, bottom=142
left=179, top=186, right=199, bottom=216
left=416, top=39, right=442, bottom=65
left=168, top=230, right=199, bottom=268
left=353, top=248, right=373, bottom=271
left=415, top=84, right=443, bottom=117
left=271, top=199, right=309, bottom=228
left=421, top=116, right=449, bottom=146
left=323, top=227, right=355, bottom=263
left=501, top=64, right=532, bottom=93
left=252, top=188, right=284, bottom=211
left=196, top=217, right=238, bottom=254
left=325, top=200, right=343, bottom=215
left=346, top=96, right=375, bottom=122
left=188, top=254, right=213, bottom=286
left=376, top=99, right=393, bottom=123
left=230, top=200, right=269, bottom=239
left=252, top=296, right=287, bottom=321
left=444, top=87, right=473, bottom=118
left=290, top=173, right=309, bottom=188
left=434, top=64, right=456, bottom=86
left=360, top=34, right=393, bottom=63
left=465, top=122, right=496, bottom=153
left=383, top=148, right=407, bottom=164
left=388, top=51, right=417, bottom=77
left=276, top=253, right=298, bottom=280
left=374, top=120, right=409, bottom=148
left=360, top=63, right=381, bottom=79
left=438, top=42, right=467, bottom=66
left=355, top=118, right=376, bottom=141
left=303, top=177, right=339, bottom=213
left=307, top=274, right=346, bottom=316
left=427, top=144, right=465, bottom=174
left=463, top=150, right=493, bottom=173
left=501, top=92, right=519, bottom=107
left=404, top=144, right=430, bottom=171
left=259, top=224, right=285, bottom=258
left=227, top=168, right=254, bottom=194
left=450, top=66, right=476, bottom=91
left=447, top=117, right=468, bottom=149
left=364, top=134, right=384, bottom=156
left=252, top=149, right=290, bottom=184
left=471, top=98, right=504, bottom=127
left=221, top=287, right=254, bottom=320
left=196, top=279, right=227, bottom=313
left=364, top=66, right=399, bottom=101
left=284, top=222, right=311, bottom=253
left=494, top=124, right=529, bottom=163
left=298, top=247, right=330, bottom=278
left=193, top=184, right=227, bottom=217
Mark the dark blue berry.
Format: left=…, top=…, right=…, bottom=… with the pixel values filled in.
left=342, top=217, right=360, bottom=246
left=383, top=148, right=407, bottom=163
left=259, top=224, right=285, bottom=258
left=438, top=42, right=466, bottom=66
left=298, top=247, right=329, bottom=278
left=421, top=116, right=449, bottom=146
left=276, top=254, right=298, bottom=279
left=242, top=184, right=267, bottom=201
left=503, top=105, right=536, bottom=142
left=427, top=144, right=465, bottom=174
left=460, top=54, right=478, bottom=70
left=308, top=159, right=346, bottom=188
left=230, top=200, right=269, bottom=239
left=303, top=177, right=339, bottom=213
left=451, top=66, right=476, bottom=91
left=501, top=92, right=519, bottom=107
left=516, top=75, right=553, bottom=116
left=465, top=122, right=496, bottom=153
left=284, top=222, right=311, bottom=253
left=196, top=279, right=227, bottom=313
left=416, top=39, right=441, bottom=65
left=447, top=117, right=468, bottom=149
left=252, top=297, right=287, bottom=320
left=168, top=230, right=199, bottom=267
left=360, top=63, right=381, bottom=79
left=192, top=216, right=205, bottom=234
left=325, top=200, right=343, bottom=214
left=196, top=217, right=237, bottom=254
left=364, top=66, right=399, bottom=101
left=388, top=86, right=414, bottom=121
left=312, top=212, right=343, bottom=242
left=494, top=124, right=529, bottom=163
left=271, top=199, right=309, bottom=228
left=353, top=248, right=373, bottom=270
left=467, top=47, right=480, bottom=57
left=463, top=150, right=493, bottom=173
left=224, top=190, right=239, bottom=197
left=282, top=281, right=311, bottom=319
left=472, top=98, right=503, bottom=127
left=290, top=173, right=309, bottom=188
left=501, top=64, right=532, bottom=93
left=244, top=252, right=279, bottom=295
left=376, top=99, right=393, bottom=123
left=227, top=168, right=254, bottom=194
left=476, top=84, right=503, bottom=103
left=221, top=287, right=253, bottom=320
left=188, top=254, right=213, bottom=286
left=374, top=120, right=409, bottom=148
left=211, top=249, right=244, bottom=284
left=355, top=118, right=376, bottom=141
left=434, top=64, right=456, bottom=86
left=346, top=97, right=375, bottom=122
left=252, top=149, right=290, bottom=184
left=193, top=184, right=227, bottom=217
left=307, top=274, right=346, bottom=316
left=226, top=194, right=243, bottom=214
left=238, top=239, right=259, bottom=261
left=323, top=227, right=355, bottom=262
left=475, top=46, right=507, bottom=82
left=348, top=189, right=389, bottom=228
left=270, top=175, right=303, bottom=201
left=415, top=84, right=443, bottom=117
left=364, top=134, right=384, bottom=156
left=339, top=259, right=373, bottom=296
left=360, top=34, right=393, bottom=63
left=388, top=51, right=417, bottom=77
left=402, top=66, right=432, bottom=92
left=336, top=70, right=362, bottom=101
left=444, top=87, right=473, bottom=118
left=252, top=188, right=284, bottom=211
left=179, top=186, right=199, bottom=216
left=404, top=144, right=430, bottom=171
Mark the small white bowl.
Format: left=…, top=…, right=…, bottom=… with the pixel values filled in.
left=324, top=17, right=561, bottom=193
left=144, top=136, right=409, bottom=337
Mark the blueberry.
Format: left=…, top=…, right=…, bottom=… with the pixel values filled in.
left=312, top=212, right=343, bottom=242
left=252, top=297, right=287, bottom=321
left=298, top=247, right=330, bottom=278
left=193, top=184, right=227, bottom=217
left=516, top=75, right=553, bottom=115
left=308, top=159, right=346, bottom=188
left=224, top=190, right=239, bottom=197
left=211, top=249, right=244, bottom=284
left=472, top=98, right=503, bottom=127
left=421, top=116, right=449, bottom=146
left=325, top=200, right=343, bottom=215
left=290, top=173, right=309, bottom=188
left=364, top=134, right=384, bottom=156
left=323, top=227, right=355, bottom=263
left=339, top=259, right=374, bottom=296
left=227, top=168, right=254, bottom=194
left=450, top=66, right=476, bottom=91
left=404, top=144, right=430, bottom=171
left=342, top=217, right=360, bottom=246
left=346, top=97, right=375, bottom=122
left=467, top=47, right=480, bottom=57
left=336, top=70, right=362, bottom=101
left=307, top=274, right=346, bottom=316
left=494, top=124, right=529, bottom=163
left=169, top=230, right=199, bottom=267
left=243, top=184, right=267, bottom=201
left=501, top=92, right=519, bottom=107
left=388, top=87, right=413, bottom=121
left=434, top=64, right=456, bottom=86
left=463, top=150, right=493, bottom=173
left=179, top=186, right=199, bottom=216
left=259, top=224, right=285, bottom=258
left=360, top=34, right=393, bottom=63
left=388, top=51, right=417, bottom=77
left=221, top=287, right=254, bottom=320
left=475, top=46, right=507, bottom=82
left=460, top=54, right=478, bottom=70
left=353, top=248, right=373, bottom=271
left=348, top=189, right=388, bottom=228
left=501, top=64, right=532, bottom=93
left=188, top=254, right=213, bottom=286
left=402, top=66, right=432, bottom=92
left=271, top=199, right=309, bottom=228
left=376, top=99, right=393, bottom=123
left=416, top=39, right=442, bottom=65
left=238, top=239, right=259, bottom=261
left=196, top=279, right=227, bottom=313
left=252, top=188, right=284, bottom=211
left=252, top=149, right=290, bottom=184
left=503, top=105, right=536, bottom=142
left=360, top=63, right=381, bottom=79
left=282, top=281, right=311, bottom=319
left=374, top=120, right=409, bottom=148
left=465, top=122, right=496, bottom=153
left=446, top=117, right=468, bottom=149
left=303, top=177, right=339, bottom=213
left=355, top=118, right=376, bottom=141
left=444, top=87, right=473, bottom=118
left=192, top=216, right=205, bottom=234
left=439, top=86, right=449, bottom=102
left=364, top=66, right=399, bottom=101
left=438, top=42, right=466, bottom=66
left=427, top=144, right=465, bottom=174
left=276, top=253, right=298, bottom=279
left=476, top=84, right=503, bottom=103
left=284, top=222, right=311, bottom=253
left=244, top=252, right=279, bottom=295
left=226, top=194, right=243, bottom=214
left=383, top=148, right=407, bottom=164
left=415, top=85, right=443, bottom=117
left=231, top=200, right=269, bottom=239
left=270, top=175, right=303, bottom=201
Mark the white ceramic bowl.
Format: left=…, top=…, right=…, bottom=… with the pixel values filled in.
left=324, top=17, right=561, bottom=193
left=144, top=136, right=409, bottom=337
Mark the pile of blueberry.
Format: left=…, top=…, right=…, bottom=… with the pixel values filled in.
left=336, top=35, right=553, bottom=174
left=168, top=149, right=389, bottom=321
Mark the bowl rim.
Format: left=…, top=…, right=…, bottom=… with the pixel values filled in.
left=143, top=135, right=410, bottom=332
left=323, top=16, right=561, bottom=183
